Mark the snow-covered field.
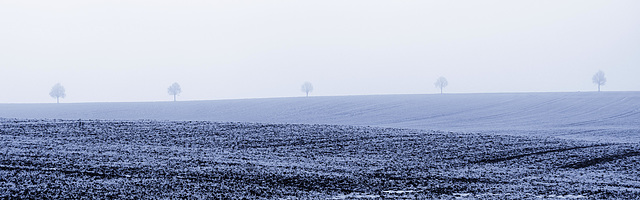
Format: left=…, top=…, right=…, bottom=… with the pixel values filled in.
left=2, top=92, right=640, bottom=198
left=1, top=120, right=638, bottom=199
left=1, top=92, right=639, bottom=142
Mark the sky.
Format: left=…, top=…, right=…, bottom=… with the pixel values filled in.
left=1, top=0, right=639, bottom=103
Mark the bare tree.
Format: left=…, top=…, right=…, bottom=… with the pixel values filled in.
left=167, top=82, right=182, bottom=101
left=592, top=70, right=606, bottom=92
left=434, top=76, right=448, bottom=94
left=49, top=83, right=66, bottom=103
left=301, top=82, right=313, bottom=97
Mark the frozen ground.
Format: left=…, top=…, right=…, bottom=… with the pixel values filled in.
left=1, top=120, right=639, bottom=199
left=1, top=92, right=639, bottom=142
left=1, top=92, right=639, bottom=199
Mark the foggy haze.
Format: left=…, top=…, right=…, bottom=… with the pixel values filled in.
left=1, top=0, right=639, bottom=103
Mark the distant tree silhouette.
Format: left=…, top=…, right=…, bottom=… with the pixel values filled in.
left=592, top=70, right=606, bottom=92
left=301, top=82, right=313, bottom=97
left=167, top=82, right=182, bottom=101
left=434, top=76, right=448, bottom=94
left=49, top=83, right=66, bottom=103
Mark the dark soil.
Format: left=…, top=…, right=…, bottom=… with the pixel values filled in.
left=1, top=119, right=639, bottom=199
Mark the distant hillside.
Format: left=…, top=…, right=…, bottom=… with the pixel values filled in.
left=2, top=92, right=639, bottom=142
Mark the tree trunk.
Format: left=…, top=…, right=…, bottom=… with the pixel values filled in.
left=306, top=92, right=309, bottom=97
left=56, top=97, right=59, bottom=104
left=174, top=95, right=176, bottom=102
left=440, top=87, right=443, bottom=94
left=598, top=84, right=601, bottom=92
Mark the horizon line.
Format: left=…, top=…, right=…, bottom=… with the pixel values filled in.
left=1, top=90, right=638, bottom=105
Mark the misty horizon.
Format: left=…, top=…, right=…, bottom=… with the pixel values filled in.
left=2, top=2, right=640, bottom=198
left=1, top=1, right=639, bottom=103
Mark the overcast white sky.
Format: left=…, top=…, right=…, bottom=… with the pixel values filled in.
left=1, top=0, right=639, bottom=103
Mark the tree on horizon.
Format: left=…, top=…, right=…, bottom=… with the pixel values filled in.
left=301, top=82, right=313, bottom=97
left=592, top=70, right=606, bottom=92
left=168, top=82, right=182, bottom=101
left=434, top=76, right=448, bottom=94
left=49, top=83, right=66, bottom=103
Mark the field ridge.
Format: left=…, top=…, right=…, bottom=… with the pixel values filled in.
left=2, top=92, right=639, bottom=142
